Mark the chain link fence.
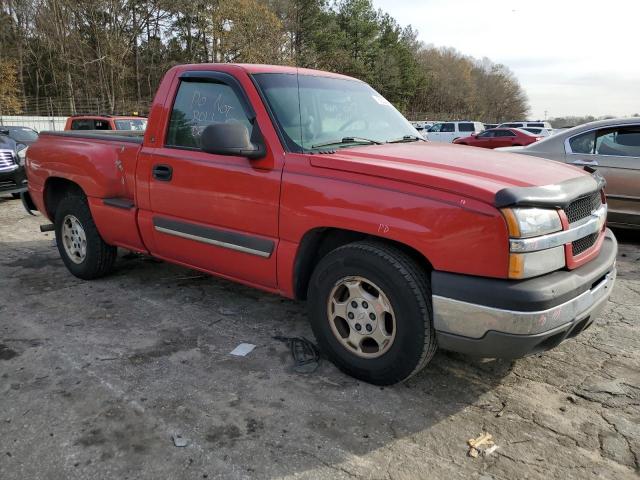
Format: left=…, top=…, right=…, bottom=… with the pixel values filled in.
left=0, top=96, right=153, bottom=132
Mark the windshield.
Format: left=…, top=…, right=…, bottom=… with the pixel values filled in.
left=8, top=127, right=38, bottom=143
left=253, top=73, right=419, bottom=151
left=114, top=119, right=147, bottom=131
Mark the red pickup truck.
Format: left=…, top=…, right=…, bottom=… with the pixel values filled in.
left=23, top=63, right=617, bottom=385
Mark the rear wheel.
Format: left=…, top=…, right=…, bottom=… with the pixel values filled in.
left=54, top=193, right=117, bottom=279
left=307, top=240, right=437, bottom=385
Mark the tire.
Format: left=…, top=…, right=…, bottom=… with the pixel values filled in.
left=307, top=240, right=437, bottom=385
left=54, top=193, right=117, bottom=279
left=11, top=193, right=21, bottom=199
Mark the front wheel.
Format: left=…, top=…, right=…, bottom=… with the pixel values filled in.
left=11, top=193, right=21, bottom=199
left=307, top=241, right=437, bottom=385
left=54, top=193, right=117, bottom=279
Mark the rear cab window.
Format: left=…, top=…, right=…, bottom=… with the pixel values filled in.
left=70, top=119, right=94, bottom=130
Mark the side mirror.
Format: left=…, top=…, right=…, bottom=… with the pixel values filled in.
left=200, top=122, right=266, bottom=160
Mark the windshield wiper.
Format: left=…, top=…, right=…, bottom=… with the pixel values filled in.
left=387, top=135, right=424, bottom=143
left=311, top=137, right=383, bottom=149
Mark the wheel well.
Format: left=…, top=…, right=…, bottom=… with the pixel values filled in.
left=293, top=228, right=433, bottom=300
left=44, top=177, right=85, bottom=221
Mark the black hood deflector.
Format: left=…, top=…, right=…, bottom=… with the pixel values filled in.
left=494, top=172, right=606, bottom=209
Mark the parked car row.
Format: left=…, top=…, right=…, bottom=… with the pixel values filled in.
left=410, top=119, right=554, bottom=144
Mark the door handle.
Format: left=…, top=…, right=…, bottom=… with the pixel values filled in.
left=571, top=159, right=598, bottom=166
left=152, top=164, right=173, bottom=181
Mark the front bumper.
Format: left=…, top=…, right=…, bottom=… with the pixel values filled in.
left=0, top=166, right=27, bottom=195
left=433, top=229, right=617, bottom=358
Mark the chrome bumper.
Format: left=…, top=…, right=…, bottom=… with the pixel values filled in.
left=433, top=267, right=616, bottom=339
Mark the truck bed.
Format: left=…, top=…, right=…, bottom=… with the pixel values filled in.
left=40, top=130, right=144, bottom=144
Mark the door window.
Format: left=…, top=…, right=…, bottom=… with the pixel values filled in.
left=428, top=123, right=443, bottom=133
left=441, top=123, right=455, bottom=133
left=595, top=126, right=640, bottom=157
left=495, top=129, right=516, bottom=137
left=478, top=130, right=495, bottom=138
left=166, top=80, right=253, bottom=149
left=569, top=131, right=595, bottom=154
left=458, top=123, right=475, bottom=132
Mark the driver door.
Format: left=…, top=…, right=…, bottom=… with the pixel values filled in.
left=139, top=71, right=283, bottom=288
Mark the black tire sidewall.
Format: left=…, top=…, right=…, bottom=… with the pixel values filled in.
left=308, top=245, right=430, bottom=384
left=54, top=195, right=107, bottom=279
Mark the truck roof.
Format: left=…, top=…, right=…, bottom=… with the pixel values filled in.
left=175, top=63, right=362, bottom=82
left=69, top=115, right=146, bottom=120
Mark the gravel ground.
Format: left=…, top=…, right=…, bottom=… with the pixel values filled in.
left=0, top=196, right=638, bottom=480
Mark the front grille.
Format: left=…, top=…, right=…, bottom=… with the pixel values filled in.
left=565, top=191, right=602, bottom=224
left=572, top=233, right=598, bottom=256
left=0, top=150, right=16, bottom=171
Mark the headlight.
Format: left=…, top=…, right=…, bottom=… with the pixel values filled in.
left=502, top=208, right=565, bottom=279
left=502, top=208, right=562, bottom=238
left=17, top=147, right=27, bottom=166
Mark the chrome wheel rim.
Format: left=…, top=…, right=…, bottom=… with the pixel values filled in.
left=61, top=214, right=87, bottom=264
left=327, top=276, right=396, bottom=358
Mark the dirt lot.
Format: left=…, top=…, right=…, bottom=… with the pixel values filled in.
left=0, top=196, right=638, bottom=480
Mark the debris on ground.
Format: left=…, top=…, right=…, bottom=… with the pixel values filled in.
left=273, top=336, right=321, bottom=374
left=229, top=343, right=256, bottom=357
left=172, top=434, right=189, bottom=447
left=467, top=432, right=498, bottom=458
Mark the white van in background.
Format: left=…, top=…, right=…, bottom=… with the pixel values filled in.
left=426, top=121, right=485, bottom=143
left=498, top=121, right=553, bottom=133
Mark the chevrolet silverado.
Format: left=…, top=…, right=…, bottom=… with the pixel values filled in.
left=23, top=64, right=617, bottom=385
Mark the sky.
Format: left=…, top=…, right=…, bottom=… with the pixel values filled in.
left=372, top=0, right=640, bottom=119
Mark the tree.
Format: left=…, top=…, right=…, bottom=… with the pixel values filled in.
left=0, top=0, right=529, bottom=120
left=0, top=59, right=22, bottom=114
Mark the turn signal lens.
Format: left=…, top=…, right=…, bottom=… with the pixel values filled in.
left=508, top=247, right=565, bottom=279
left=502, top=208, right=521, bottom=237
left=508, top=254, right=525, bottom=279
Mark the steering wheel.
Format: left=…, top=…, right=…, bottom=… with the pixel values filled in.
left=340, top=118, right=369, bottom=131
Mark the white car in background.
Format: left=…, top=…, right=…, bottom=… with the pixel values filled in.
left=499, top=121, right=553, bottom=135
left=521, top=127, right=552, bottom=137
left=425, top=121, right=485, bottom=143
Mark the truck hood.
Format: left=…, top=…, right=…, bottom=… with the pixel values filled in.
left=309, top=142, right=586, bottom=205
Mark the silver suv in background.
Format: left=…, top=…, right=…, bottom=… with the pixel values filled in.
left=426, top=121, right=485, bottom=143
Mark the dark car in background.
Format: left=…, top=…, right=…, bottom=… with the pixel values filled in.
left=0, top=130, right=28, bottom=198
left=1, top=126, right=39, bottom=146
